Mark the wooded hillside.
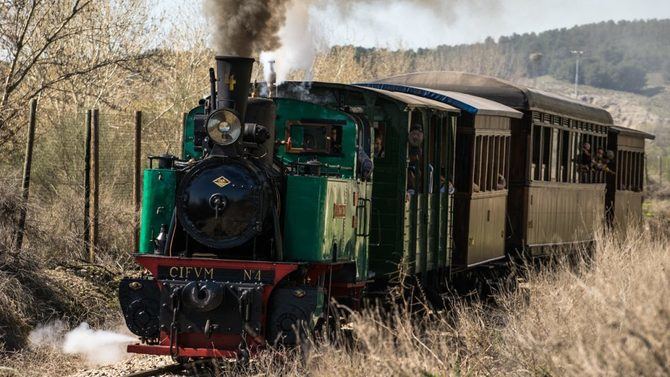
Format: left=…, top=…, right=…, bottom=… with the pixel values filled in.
left=328, top=19, right=670, bottom=93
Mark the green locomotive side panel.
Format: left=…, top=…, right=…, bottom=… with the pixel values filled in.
left=182, top=106, right=205, bottom=160
left=283, top=175, right=328, bottom=261
left=139, top=169, right=176, bottom=254
left=283, top=175, right=367, bottom=279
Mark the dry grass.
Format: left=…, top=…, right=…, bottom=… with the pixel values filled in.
left=0, top=178, right=121, bottom=355
left=1, top=219, right=667, bottom=376
left=1, top=164, right=668, bottom=375
left=231, top=221, right=669, bottom=377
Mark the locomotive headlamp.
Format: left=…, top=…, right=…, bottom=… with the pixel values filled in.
left=207, top=108, right=242, bottom=146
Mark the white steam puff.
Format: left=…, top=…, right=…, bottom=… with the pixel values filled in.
left=29, top=320, right=67, bottom=348
left=270, top=1, right=320, bottom=83
left=29, top=322, right=137, bottom=366
left=63, top=323, right=136, bottom=365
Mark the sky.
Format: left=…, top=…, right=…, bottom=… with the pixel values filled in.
left=154, top=0, right=670, bottom=49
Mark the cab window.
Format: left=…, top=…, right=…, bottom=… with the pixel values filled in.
left=286, top=122, right=343, bottom=155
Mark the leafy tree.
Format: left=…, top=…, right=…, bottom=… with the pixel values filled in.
left=611, top=64, right=647, bottom=92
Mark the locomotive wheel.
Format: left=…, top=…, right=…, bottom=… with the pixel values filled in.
left=315, top=300, right=354, bottom=348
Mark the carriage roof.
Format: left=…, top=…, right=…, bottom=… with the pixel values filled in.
left=358, top=83, right=522, bottom=118
left=609, top=125, right=655, bottom=140
left=371, top=71, right=614, bottom=125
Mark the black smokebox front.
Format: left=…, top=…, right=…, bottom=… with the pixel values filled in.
left=215, top=56, right=254, bottom=119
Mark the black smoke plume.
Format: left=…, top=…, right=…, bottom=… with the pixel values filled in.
left=203, top=0, right=291, bottom=56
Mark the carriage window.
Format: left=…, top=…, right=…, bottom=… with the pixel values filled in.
left=472, top=134, right=509, bottom=192
left=638, top=153, right=644, bottom=191
left=550, top=128, right=559, bottom=181
left=541, top=126, right=551, bottom=181
left=572, top=132, right=579, bottom=183
left=492, top=136, right=501, bottom=190
left=474, top=135, right=482, bottom=192
left=559, top=130, right=570, bottom=182
left=484, top=135, right=491, bottom=191
left=407, top=112, right=425, bottom=194
left=616, top=151, right=623, bottom=190
left=625, top=151, right=631, bottom=190
left=532, top=125, right=542, bottom=180
left=627, top=152, right=631, bottom=190
left=496, top=135, right=510, bottom=190
left=287, top=122, right=342, bottom=155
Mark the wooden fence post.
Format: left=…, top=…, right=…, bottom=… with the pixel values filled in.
left=83, top=110, right=91, bottom=259
left=89, top=109, right=100, bottom=262
left=14, top=99, right=38, bottom=251
left=133, top=111, right=142, bottom=252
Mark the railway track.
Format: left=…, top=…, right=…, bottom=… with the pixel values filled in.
left=123, top=359, right=238, bottom=377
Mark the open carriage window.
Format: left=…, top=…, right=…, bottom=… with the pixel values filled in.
left=286, top=122, right=343, bottom=155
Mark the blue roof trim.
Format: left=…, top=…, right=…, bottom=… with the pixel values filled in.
left=358, top=83, right=479, bottom=114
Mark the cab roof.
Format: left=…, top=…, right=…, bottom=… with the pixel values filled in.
left=371, top=71, right=613, bottom=125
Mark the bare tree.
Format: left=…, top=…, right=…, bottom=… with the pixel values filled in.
left=0, top=0, right=156, bottom=145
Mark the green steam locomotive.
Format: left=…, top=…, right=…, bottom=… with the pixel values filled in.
left=119, top=55, right=653, bottom=361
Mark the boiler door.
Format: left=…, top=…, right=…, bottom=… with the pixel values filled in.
left=177, top=157, right=264, bottom=249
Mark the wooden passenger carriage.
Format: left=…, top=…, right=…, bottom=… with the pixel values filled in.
left=607, top=126, right=654, bottom=230
left=371, top=72, right=642, bottom=258
left=360, top=83, right=524, bottom=268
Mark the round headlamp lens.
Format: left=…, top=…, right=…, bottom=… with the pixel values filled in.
left=207, top=109, right=241, bottom=146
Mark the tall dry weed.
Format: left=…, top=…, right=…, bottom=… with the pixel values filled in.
left=232, top=222, right=670, bottom=376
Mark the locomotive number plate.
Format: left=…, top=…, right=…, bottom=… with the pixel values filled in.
left=157, top=266, right=274, bottom=283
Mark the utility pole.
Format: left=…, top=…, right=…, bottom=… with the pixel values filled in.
left=571, top=50, right=584, bottom=98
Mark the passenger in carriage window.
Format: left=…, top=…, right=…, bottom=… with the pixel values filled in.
left=578, top=142, right=592, bottom=167
left=439, top=174, right=454, bottom=194
left=330, top=127, right=342, bottom=154
left=594, top=147, right=615, bottom=175
left=576, top=142, right=592, bottom=182
left=606, top=150, right=616, bottom=174
left=439, top=176, right=455, bottom=195
left=374, top=135, right=385, bottom=158
left=406, top=123, right=424, bottom=195
left=472, top=182, right=480, bottom=193
left=409, top=123, right=424, bottom=146
left=407, top=153, right=418, bottom=195
left=357, top=146, right=374, bottom=180
left=496, top=173, right=507, bottom=190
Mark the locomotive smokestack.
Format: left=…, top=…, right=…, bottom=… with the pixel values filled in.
left=215, top=56, right=254, bottom=120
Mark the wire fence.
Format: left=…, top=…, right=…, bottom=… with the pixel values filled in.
left=2, top=105, right=667, bottom=264
left=2, top=109, right=183, bottom=265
